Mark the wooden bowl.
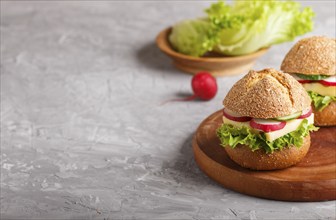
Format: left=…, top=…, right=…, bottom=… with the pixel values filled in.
left=156, top=28, right=269, bottom=77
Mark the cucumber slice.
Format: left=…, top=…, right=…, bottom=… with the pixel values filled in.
left=295, top=73, right=330, bottom=80
left=274, top=111, right=301, bottom=121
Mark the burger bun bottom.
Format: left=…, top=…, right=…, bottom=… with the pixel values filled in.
left=224, top=135, right=311, bottom=170
left=313, top=101, right=336, bottom=126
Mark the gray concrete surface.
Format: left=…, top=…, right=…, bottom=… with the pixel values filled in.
left=1, top=1, right=335, bottom=219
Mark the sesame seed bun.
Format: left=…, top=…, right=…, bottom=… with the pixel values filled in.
left=313, top=101, right=336, bottom=126
left=281, top=36, right=336, bottom=75
left=224, top=135, right=311, bottom=170
left=223, top=68, right=311, bottom=118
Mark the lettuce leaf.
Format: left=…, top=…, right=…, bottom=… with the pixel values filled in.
left=216, top=119, right=318, bottom=153
left=295, top=73, right=330, bottom=80
left=308, top=91, right=336, bottom=111
left=168, top=0, right=314, bottom=57
left=208, top=0, right=315, bottom=56
left=169, top=18, right=217, bottom=57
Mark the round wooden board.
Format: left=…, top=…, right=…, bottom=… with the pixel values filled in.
left=193, top=110, right=336, bottom=201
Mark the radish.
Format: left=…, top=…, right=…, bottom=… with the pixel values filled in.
left=223, top=108, right=252, bottom=122
left=298, top=108, right=312, bottom=119
left=292, top=74, right=312, bottom=84
left=250, top=118, right=286, bottom=132
left=160, top=72, right=217, bottom=105
left=298, top=79, right=312, bottom=84
left=190, top=72, right=217, bottom=100
left=319, top=75, right=336, bottom=86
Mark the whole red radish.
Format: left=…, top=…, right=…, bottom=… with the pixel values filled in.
left=160, top=71, right=217, bottom=105
left=191, top=72, right=217, bottom=100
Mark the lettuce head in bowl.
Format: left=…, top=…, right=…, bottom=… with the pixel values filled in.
left=169, top=0, right=315, bottom=57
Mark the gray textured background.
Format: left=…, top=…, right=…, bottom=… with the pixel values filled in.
left=1, top=1, right=335, bottom=219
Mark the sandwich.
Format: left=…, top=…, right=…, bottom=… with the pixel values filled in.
left=217, top=68, right=318, bottom=170
left=281, top=36, right=336, bottom=126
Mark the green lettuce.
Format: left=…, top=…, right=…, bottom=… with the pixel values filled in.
left=308, top=91, right=336, bottom=111
left=169, top=0, right=314, bottom=57
left=208, top=0, right=315, bottom=55
left=169, top=18, right=216, bottom=57
left=217, top=119, right=318, bottom=153
left=295, top=73, right=330, bottom=80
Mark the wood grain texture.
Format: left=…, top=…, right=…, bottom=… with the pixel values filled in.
left=193, top=110, right=336, bottom=201
left=156, top=28, right=269, bottom=77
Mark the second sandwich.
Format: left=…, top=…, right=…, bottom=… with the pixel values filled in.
left=281, top=36, right=336, bottom=126
left=217, top=68, right=318, bottom=170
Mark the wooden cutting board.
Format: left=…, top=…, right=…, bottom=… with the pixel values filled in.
left=193, top=110, right=336, bottom=201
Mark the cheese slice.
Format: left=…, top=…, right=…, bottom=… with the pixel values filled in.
left=222, top=116, right=250, bottom=128
left=265, top=114, right=314, bottom=141
left=222, top=114, right=314, bottom=142
left=302, top=83, right=336, bottom=97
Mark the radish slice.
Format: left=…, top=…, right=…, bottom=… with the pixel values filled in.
left=250, top=119, right=286, bottom=132
left=319, top=75, right=336, bottom=86
left=292, top=74, right=313, bottom=84
left=298, top=108, right=312, bottom=119
left=298, top=79, right=312, bottom=84
left=223, top=108, right=252, bottom=122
